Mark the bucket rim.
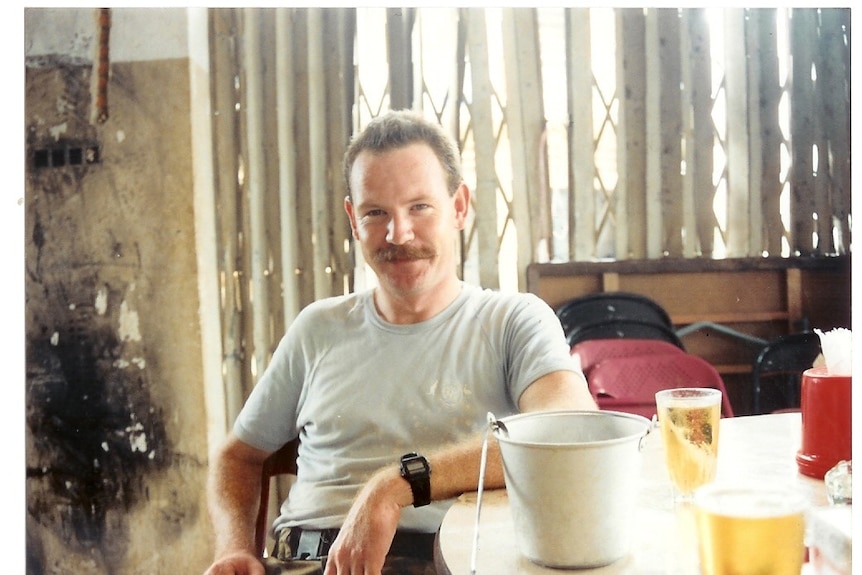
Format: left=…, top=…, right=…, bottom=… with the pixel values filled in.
left=493, top=409, right=652, bottom=448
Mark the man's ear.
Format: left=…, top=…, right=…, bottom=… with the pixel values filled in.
left=453, top=183, right=470, bottom=230
left=344, top=195, right=360, bottom=240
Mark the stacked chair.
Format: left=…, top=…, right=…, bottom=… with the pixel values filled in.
left=750, top=331, right=821, bottom=414
left=558, top=292, right=734, bottom=419
left=556, top=292, right=684, bottom=349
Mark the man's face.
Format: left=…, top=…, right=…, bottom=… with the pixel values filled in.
left=345, top=143, right=468, bottom=299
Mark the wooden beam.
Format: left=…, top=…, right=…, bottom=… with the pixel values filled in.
left=566, top=8, right=595, bottom=261
left=466, top=8, right=500, bottom=289
left=645, top=8, right=663, bottom=258
left=681, top=8, right=713, bottom=257
left=672, top=311, right=790, bottom=325
left=502, top=8, right=549, bottom=290
left=387, top=8, right=414, bottom=110
left=745, top=10, right=764, bottom=255
left=658, top=9, right=683, bottom=257
left=724, top=9, right=752, bottom=257
left=753, top=9, right=784, bottom=257
left=816, top=8, right=852, bottom=254
left=615, top=8, right=647, bottom=260
left=789, top=8, right=817, bottom=255
left=786, top=267, right=803, bottom=331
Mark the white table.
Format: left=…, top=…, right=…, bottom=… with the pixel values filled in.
left=435, top=413, right=827, bottom=574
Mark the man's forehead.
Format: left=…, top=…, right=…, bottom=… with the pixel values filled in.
left=351, top=144, right=446, bottom=186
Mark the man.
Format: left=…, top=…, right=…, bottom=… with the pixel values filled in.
left=204, top=110, right=597, bottom=575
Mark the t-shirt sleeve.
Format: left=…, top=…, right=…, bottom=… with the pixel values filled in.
left=232, top=317, right=309, bottom=453
left=504, top=293, right=585, bottom=403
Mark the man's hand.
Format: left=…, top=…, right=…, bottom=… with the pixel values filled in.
left=203, top=550, right=265, bottom=575
left=323, top=468, right=411, bottom=575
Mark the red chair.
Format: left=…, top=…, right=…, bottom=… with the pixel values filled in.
left=571, top=338, right=685, bottom=379
left=588, top=353, right=735, bottom=419
left=255, top=439, right=300, bottom=557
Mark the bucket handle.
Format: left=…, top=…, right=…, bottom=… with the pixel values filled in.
left=470, top=412, right=500, bottom=575
left=639, top=414, right=659, bottom=451
left=488, top=411, right=508, bottom=437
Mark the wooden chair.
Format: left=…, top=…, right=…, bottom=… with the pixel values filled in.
left=255, top=439, right=300, bottom=558
left=588, top=353, right=734, bottom=419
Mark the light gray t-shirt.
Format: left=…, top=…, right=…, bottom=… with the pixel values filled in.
left=233, top=282, right=583, bottom=534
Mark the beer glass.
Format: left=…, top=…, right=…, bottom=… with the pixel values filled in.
left=655, top=387, right=721, bottom=500
left=693, top=483, right=806, bottom=575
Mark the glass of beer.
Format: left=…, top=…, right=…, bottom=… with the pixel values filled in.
left=655, top=387, right=722, bottom=500
left=693, top=483, right=807, bottom=575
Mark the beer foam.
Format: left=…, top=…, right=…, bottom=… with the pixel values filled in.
left=694, top=485, right=806, bottom=518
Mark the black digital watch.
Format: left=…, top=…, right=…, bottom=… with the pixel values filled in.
left=399, top=452, right=432, bottom=507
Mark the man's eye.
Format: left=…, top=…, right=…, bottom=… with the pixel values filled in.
left=364, top=209, right=385, bottom=218
left=412, top=204, right=431, bottom=211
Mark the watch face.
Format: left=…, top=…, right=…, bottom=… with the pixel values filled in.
left=404, top=458, right=427, bottom=475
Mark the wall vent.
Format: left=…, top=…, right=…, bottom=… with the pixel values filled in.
left=32, top=145, right=101, bottom=170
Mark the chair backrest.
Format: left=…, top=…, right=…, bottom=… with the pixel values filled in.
left=566, top=319, right=685, bottom=349
left=588, top=353, right=734, bottom=418
left=570, top=338, right=685, bottom=379
left=255, top=438, right=300, bottom=557
left=556, top=292, right=673, bottom=340
left=751, top=331, right=821, bottom=414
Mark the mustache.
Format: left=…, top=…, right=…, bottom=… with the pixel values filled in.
left=374, top=245, right=437, bottom=262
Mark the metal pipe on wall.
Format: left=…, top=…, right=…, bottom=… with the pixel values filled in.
left=209, top=9, right=245, bottom=425
left=242, top=8, right=274, bottom=382
left=307, top=8, right=333, bottom=301
left=276, top=9, right=301, bottom=327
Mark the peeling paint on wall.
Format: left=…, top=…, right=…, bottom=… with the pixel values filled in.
left=118, top=299, right=141, bottom=343
left=94, top=287, right=108, bottom=315
left=49, top=121, right=68, bottom=140
left=26, top=333, right=170, bottom=565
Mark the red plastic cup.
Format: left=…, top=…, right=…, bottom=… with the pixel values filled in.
left=796, top=366, right=852, bottom=479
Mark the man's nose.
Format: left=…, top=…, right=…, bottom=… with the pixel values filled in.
left=386, top=214, right=414, bottom=245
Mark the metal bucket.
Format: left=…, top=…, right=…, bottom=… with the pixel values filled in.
left=493, top=410, right=652, bottom=568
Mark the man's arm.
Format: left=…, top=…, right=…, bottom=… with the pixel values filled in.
left=204, top=433, right=272, bottom=575
left=324, top=369, right=596, bottom=574
left=430, top=368, right=597, bottom=502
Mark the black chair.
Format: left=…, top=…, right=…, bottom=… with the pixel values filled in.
left=751, top=331, right=821, bottom=415
left=566, top=319, right=685, bottom=349
left=556, top=292, right=674, bottom=342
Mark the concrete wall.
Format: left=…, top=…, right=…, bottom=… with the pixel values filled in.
left=25, top=8, right=213, bottom=574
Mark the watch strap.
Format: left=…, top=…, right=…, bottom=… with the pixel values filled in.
left=400, top=452, right=432, bottom=508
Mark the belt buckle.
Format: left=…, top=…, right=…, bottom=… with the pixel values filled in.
left=295, top=529, right=336, bottom=560
left=296, top=530, right=322, bottom=560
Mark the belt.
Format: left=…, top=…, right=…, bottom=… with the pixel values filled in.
left=287, top=527, right=436, bottom=561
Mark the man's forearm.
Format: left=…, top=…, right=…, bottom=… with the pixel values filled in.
left=426, top=370, right=595, bottom=503
left=207, top=438, right=269, bottom=558
left=427, top=434, right=505, bottom=503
